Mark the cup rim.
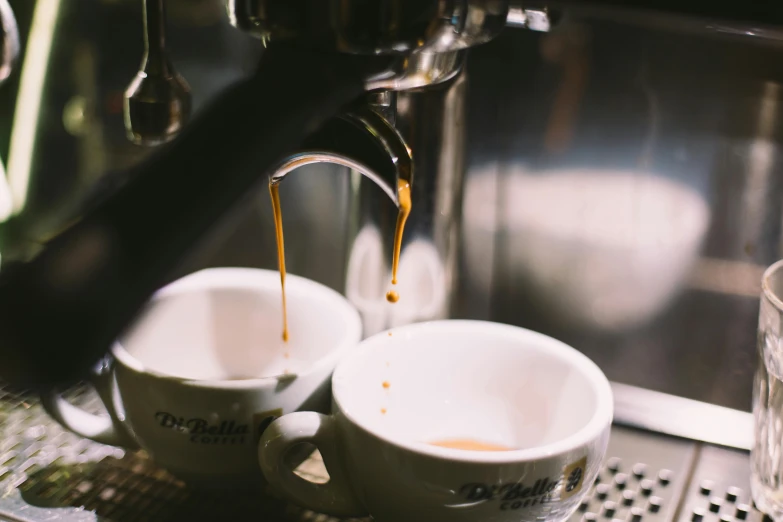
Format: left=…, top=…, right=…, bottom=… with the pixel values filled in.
left=332, top=320, right=614, bottom=463
left=111, top=267, right=362, bottom=389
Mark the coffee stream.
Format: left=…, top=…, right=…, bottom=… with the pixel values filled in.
left=269, top=181, right=289, bottom=342
left=269, top=176, right=412, bottom=341
left=269, top=180, right=514, bottom=451
left=386, top=179, right=412, bottom=303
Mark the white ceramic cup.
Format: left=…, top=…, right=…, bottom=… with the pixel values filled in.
left=260, top=320, right=613, bottom=522
left=41, top=267, right=362, bottom=488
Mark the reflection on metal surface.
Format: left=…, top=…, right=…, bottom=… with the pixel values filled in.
left=739, top=82, right=779, bottom=262
left=228, top=0, right=508, bottom=55
left=465, top=169, right=710, bottom=332
left=365, top=50, right=465, bottom=91
left=687, top=258, right=765, bottom=298
left=612, top=382, right=753, bottom=451
left=540, top=22, right=591, bottom=154
left=506, top=6, right=552, bottom=32
left=519, top=1, right=783, bottom=43
left=228, top=0, right=514, bottom=92
left=68, top=41, right=106, bottom=186
left=0, top=156, right=11, bottom=223
left=387, top=240, right=446, bottom=326
left=0, top=0, right=19, bottom=86
left=346, top=228, right=446, bottom=336
left=7, top=0, right=63, bottom=214
left=460, top=22, right=783, bottom=412
left=270, top=152, right=399, bottom=205
left=345, top=226, right=386, bottom=335
left=62, top=96, right=89, bottom=137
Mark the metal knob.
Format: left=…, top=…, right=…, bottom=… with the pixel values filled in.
left=0, top=0, right=19, bottom=86
left=124, top=0, right=190, bottom=146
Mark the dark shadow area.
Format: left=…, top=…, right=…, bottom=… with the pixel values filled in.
left=19, top=452, right=294, bottom=522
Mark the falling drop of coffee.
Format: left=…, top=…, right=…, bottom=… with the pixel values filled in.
left=386, top=179, right=411, bottom=303
left=269, top=181, right=289, bottom=342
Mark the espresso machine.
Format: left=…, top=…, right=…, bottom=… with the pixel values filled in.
left=0, top=0, right=783, bottom=520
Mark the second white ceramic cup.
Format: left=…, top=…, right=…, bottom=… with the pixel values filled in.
left=260, top=320, right=613, bottom=522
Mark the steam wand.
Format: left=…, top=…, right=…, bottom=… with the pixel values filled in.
left=124, top=0, right=191, bottom=146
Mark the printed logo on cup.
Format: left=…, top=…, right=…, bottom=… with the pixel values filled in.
left=154, top=412, right=250, bottom=445
left=561, top=456, right=587, bottom=500
left=459, top=478, right=560, bottom=511
left=254, top=408, right=283, bottom=444
left=458, top=456, right=588, bottom=511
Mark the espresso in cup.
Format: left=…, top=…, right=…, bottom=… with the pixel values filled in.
left=429, top=439, right=514, bottom=451
left=41, top=267, right=361, bottom=488
left=260, top=320, right=613, bottom=522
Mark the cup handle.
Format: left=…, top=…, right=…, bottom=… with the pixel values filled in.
left=40, top=357, right=138, bottom=448
left=259, top=412, right=365, bottom=517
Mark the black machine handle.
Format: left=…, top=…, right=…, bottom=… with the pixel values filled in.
left=0, top=48, right=385, bottom=390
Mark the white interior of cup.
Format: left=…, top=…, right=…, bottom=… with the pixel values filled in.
left=332, top=320, right=613, bottom=461
left=114, top=268, right=362, bottom=383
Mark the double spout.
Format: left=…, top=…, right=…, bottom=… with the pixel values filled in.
left=271, top=102, right=412, bottom=205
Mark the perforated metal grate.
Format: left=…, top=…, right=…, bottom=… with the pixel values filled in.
left=0, top=384, right=769, bottom=522
left=0, top=384, right=368, bottom=522
left=678, top=445, right=762, bottom=522
left=566, top=428, right=694, bottom=522
left=570, top=459, right=678, bottom=522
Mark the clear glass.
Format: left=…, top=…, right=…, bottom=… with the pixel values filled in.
left=752, top=259, right=783, bottom=520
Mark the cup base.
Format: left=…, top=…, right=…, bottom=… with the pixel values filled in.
left=751, top=475, right=783, bottom=522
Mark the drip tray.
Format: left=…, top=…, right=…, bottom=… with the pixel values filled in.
left=566, top=428, right=763, bottom=522
left=0, top=385, right=767, bottom=522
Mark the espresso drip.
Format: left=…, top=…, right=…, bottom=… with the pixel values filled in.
left=386, top=179, right=412, bottom=303
left=271, top=172, right=411, bottom=343
left=269, top=181, right=289, bottom=342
